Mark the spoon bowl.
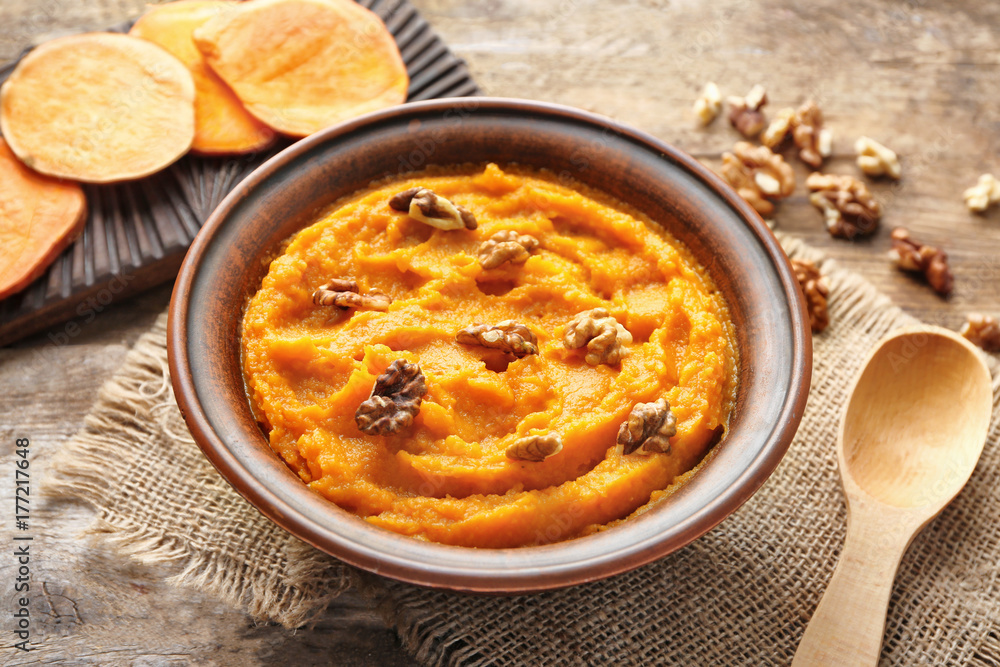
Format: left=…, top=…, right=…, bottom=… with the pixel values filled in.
left=794, top=325, right=993, bottom=666
left=841, top=327, right=991, bottom=510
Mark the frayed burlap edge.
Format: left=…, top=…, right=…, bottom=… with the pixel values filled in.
left=41, top=314, right=349, bottom=629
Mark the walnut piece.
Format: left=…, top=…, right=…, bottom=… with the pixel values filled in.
left=963, top=174, right=1000, bottom=213
left=505, top=433, right=563, bottom=462
left=562, top=307, right=633, bottom=366
left=693, top=82, right=722, bottom=125
left=456, top=321, right=538, bottom=358
left=791, top=101, right=832, bottom=169
left=791, top=259, right=830, bottom=332
left=727, top=84, right=768, bottom=137
left=355, top=359, right=427, bottom=435
left=960, top=313, right=1000, bottom=352
left=617, top=399, right=677, bottom=455
left=389, top=187, right=477, bottom=230
left=888, top=227, right=953, bottom=295
left=312, top=279, right=392, bottom=311
left=727, top=84, right=767, bottom=137
left=477, top=230, right=539, bottom=270
left=855, top=136, right=900, bottom=179
left=806, top=172, right=881, bottom=239
left=761, top=101, right=833, bottom=169
left=761, top=107, right=794, bottom=148
left=720, top=142, right=795, bottom=217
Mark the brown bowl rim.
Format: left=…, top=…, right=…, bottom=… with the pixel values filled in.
left=168, top=97, right=812, bottom=592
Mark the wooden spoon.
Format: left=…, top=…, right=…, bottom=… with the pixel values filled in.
left=793, top=325, right=993, bottom=666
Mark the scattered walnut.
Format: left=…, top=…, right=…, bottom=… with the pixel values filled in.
left=456, top=321, right=538, bottom=358
left=355, top=359, right=427, bottom=435
left=505, top=433, right=563, bottom=462
left=720, top=142, right=795, bottom=217
left=888, top=227, right=953, bottom=295
left=617, top=399, right=677, bottom=455
left=693, top=82, right=722, bottom=125
left=389, top=187, right=477, bottom=230
left=806, top=173, right=881, bottom=239
left=312, top=279, right=392, bottom=311
left=562, top=307, right=633, bottom=366
left=761, top=107, right=794, bottom=149
left=791, top=101, right=832, bottom=169
left=855, top=137, right=900, bottom=179
left=760, top=101, right=832, bottom=169
left=960, top=313, right=1000, bottom=352
left=791, top=259, right=830, bottom=332
left=477, top=230, right=539, bottom=270
left=963, top=174, right=1000, bottom=213
left=727, top=84, right=767, bottom=137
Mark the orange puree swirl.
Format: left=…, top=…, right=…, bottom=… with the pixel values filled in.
left=241, top=163, right=737, bottom=547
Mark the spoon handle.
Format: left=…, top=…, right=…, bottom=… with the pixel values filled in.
left=792, top=509, right=913, bottom=667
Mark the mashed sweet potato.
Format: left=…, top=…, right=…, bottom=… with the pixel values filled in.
left=242, top=163, right=737, bottom=547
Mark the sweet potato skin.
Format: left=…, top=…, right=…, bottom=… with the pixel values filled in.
left=0, top=138, right=87, bottom=301
left=0, top=32, right=195, bottom=183
left=129, top=0, right=275, bottom=155
left=193, top=0, right=409, bottom=138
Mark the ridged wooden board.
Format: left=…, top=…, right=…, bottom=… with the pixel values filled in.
left=0, top=0, right=480, bottom=347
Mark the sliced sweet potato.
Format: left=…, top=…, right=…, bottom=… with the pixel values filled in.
left=0, top=32, right=195, bottom=183
left=129, top=1, right=275, bottom=155
left=0, top=138, right=87, bottom=300
left=193, top=0, right=408, bottom=138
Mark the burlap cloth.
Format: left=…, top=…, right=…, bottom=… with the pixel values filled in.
left=44, top=234, right=1000, bottom=666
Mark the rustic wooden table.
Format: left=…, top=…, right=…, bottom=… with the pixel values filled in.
left=2, top=0, right=999, bottom=664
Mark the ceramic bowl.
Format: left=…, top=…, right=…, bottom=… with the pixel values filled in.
left=168, top=98, right=811, bottom=592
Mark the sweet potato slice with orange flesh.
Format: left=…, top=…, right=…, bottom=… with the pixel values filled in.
left=129, top=1, right=275, bottom=155
left=0, top=32, right=195, bottom=183
left=0, top=138, right=87, bottom=301
left=193, top=0, right=408, bottom=138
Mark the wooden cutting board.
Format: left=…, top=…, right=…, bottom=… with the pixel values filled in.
left=0, top=0, right=480, bottom=347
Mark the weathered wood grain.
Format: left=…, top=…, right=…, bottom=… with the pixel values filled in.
left=0, top=325, right=417, bottom=667
left=416, top=0, right=1000, bottom=327
left=2, top=0, right=1000, bottom=664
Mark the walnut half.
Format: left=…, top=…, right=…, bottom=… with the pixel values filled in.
left=888, top=227, right=953, bottom=295
left=761, top=107, right=794, bottom=149
left=456, top=321, right=538, bottom=358
left=617, top=399, right=677, bottom=455
left=727, top=84, right=768, bottom=138
left=963, top=174, right=1000, bottom=213
left=563, top=308, right=632, bottom=366
left=478, top=230, right=539, bottom=270
left=960, top=313, right=1000, bottom=352
left=720, top=142, right=795, bottom=217
left=791, top=259, right=830, bottom=332
left=761, top=100, right=832, bottom=169
left=312, top=278, right=392, bottom=311
left=806, top=173, right=881, bottom=239
left=389, top=187, right=477, bottom=230
left=355, top=359, right=427, bottom=435
left=855, top=136, right=901, bottom=179
left=791, top=101, right=832, bottom=169
left=693, top=81, right=722, bottom=125
left=505, top=433, right=563, bottom=462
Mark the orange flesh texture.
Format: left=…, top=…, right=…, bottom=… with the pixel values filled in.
left=129, top=0, right=275, bottom=155
left=192, top=0, right=408, bottom=138
left=0, top=33, right=195, bottom=183
left=0, top=138, right=87, bottom=300
left=241, top=164, right=738, bottom=547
